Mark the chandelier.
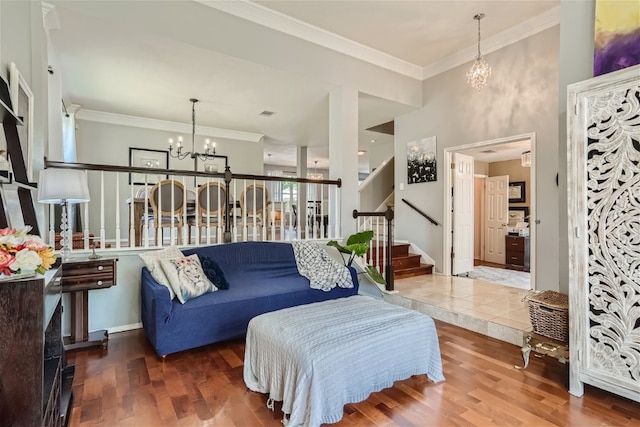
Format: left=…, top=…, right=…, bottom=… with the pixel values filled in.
left=521, top=150, right=531, bottom=167
left=168, top=98, right=219, bottom=161
left=466, top=13, right=492, bottom=91
left=308, top=160, right=323, bottom=180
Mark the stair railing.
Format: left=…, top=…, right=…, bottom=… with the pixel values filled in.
left=401, top=198, right=439, bottom=226
left=353, top=206, right=394, bottom=291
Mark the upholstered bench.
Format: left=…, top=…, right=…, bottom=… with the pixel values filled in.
left=243, top=295, right=445, bottom=427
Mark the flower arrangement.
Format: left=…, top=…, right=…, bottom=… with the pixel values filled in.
left=0, top=226, right=57, bottom=276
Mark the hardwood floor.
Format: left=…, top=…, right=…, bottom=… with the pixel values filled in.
left=67, top=322, right=639, bottom=426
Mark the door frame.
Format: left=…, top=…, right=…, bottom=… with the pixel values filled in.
left=442, top=132, right=536, bottom=289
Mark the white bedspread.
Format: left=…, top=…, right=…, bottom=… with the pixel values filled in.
left=243, top=295, right=445, bottom=427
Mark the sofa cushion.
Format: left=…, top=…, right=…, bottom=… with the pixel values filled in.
left=198, top=255, right=230, bottom=290
left=160, top=254, right=218, bottom=304
left=139, top=246, right=183, bottom=299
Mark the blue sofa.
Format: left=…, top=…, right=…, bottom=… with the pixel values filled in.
left=140, top=241, right=359, bottom=357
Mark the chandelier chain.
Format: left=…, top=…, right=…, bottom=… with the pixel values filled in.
left=476, top=14, right=482, bottom=59
left=466, top=13, right=491, bottom=92
left=169, top=98, right=219, bottom=162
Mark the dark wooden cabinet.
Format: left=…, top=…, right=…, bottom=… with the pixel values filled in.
left=505, top=235, right=530, bottom=271
left=0, top=269, right=73, bottom=427
left=61, top=258, right=118, bottom=351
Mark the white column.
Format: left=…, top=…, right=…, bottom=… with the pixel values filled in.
left=296, top=146, right=308, bottom=237
left=329, top=87, right=359, bottom=238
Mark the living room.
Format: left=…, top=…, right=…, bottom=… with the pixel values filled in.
left=1, top=0, right=639, bottom=425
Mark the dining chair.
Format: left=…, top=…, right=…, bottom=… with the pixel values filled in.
left=189, top=182, right=227, bottom=243
left=239, top=184, right=269, bottom=232
left=149, top=179, right=186, bottom=245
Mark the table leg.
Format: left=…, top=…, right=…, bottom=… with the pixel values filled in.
left=515, top=344, right=532, bottom=370
left=127, top=199, right=145, bottom=247
left=64, top=290, right=109, bottom=351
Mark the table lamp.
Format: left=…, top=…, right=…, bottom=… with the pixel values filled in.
left=37, top=168, right=90, bottom=261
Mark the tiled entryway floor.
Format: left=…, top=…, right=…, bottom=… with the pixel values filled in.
left=383, top=274, right=533, bottom=346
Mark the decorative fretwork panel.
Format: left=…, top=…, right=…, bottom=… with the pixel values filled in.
left=586, top=86, right=640, bottom=383
left=568, top=64, right=640, bottom=403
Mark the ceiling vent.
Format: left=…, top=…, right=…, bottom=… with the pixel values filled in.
left=480, top=149, right=496, bottom=153
left=259, top=110, right=275, bottom=117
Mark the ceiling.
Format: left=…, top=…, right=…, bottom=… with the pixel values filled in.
left=47, top=0, right=558, bottom=172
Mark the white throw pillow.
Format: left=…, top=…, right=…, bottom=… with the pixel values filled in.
left=139, top=246, right=183, bottom=299
left=160, top=254, right=218, bottom=304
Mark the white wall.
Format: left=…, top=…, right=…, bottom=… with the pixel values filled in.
left=557, top=0, right=595, bottom=294
left=394, top=27, right=560, bottom=291
left=368, top=140, right=394, bottom=172
left=75, top=118, right=264, bottom=240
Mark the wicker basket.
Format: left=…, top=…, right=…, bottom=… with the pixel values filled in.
left=526, top=291, right=569, bottom=343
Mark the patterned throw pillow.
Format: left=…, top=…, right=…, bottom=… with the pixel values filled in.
left=198, top=255, right=230, bottom=290
left=160, top=254, right=218, bottom=304
left=139, top=246, right=184, bottom=299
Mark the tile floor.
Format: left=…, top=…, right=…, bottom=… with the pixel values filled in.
left=383, top=273, right=533, bottom=346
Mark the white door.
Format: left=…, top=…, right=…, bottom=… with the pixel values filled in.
left=452, top=153, right=474, bottom=275
left=484, top=175, right=508, bottom=264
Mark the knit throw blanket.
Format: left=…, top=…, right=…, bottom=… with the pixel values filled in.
left=291, top=241, right=353, bottom=291
left=244, top=296, right=445, bottom=426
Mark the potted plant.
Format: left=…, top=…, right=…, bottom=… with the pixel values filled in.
left=327, top=230, right=386, bottom=286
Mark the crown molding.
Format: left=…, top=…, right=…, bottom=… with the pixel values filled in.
left=196, top=0, right=423, bottom=80
left=76, top=109, right=264, bottom=143
left=41, top=2, right=61, bottom=31
left=422, top=6, right=560, bottom=80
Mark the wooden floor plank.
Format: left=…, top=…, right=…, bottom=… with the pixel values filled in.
left=66, top=322, right=640, bottom=426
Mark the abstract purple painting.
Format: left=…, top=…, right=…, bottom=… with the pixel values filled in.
left=594, top=0, right=640, bottom=76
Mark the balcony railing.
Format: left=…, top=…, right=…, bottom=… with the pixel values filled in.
left=43, top=159, right=342, bottom=253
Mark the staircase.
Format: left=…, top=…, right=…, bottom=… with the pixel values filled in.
left=368, top=243, right=433, bottom=279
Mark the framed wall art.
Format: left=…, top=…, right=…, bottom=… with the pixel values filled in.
left=407, top=136, right=436, bottom=184
left=508, top=206, right=529, bottom=225
left=129, top=147, right=169, bottom=185
left=508, top=181, right=526, bottom=203
left=9, top=62, right=34, bottom=181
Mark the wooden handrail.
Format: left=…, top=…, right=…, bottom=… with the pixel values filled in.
left=401, top=198, right=439, bottom=226
left=44, top=159, right=342, bottom=245
left=353, top=206, right=394, bottom=292
left=44, top=159, right=341, bottom=187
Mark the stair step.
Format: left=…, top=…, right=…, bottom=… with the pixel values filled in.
left=394, top=264, right=433, bottom=279
left=368, top=243, right=410, bottom=258
left=369, top=254, right=421, bottom=269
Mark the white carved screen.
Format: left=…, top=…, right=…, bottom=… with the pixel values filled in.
left=567, top=64, right=640, bottom=403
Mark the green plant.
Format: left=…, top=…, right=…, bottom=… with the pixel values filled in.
left=327, top=230, right=386, bottom=285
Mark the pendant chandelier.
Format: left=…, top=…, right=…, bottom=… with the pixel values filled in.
left=466, top=13, right=492, bottom=92
left=308, top=160, right=323, bottom=180
left=521, top=150, right=531, bottom=167
left=168, top=98, right=219, bottom=161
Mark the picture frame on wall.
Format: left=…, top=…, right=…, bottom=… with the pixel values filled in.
left=9, top=62, right=34, bottom=182
left=508, top=181, right=526, bottom=203
left=407, top=136, right=437, bottom=184
left=508, top=206, right=529, bottom=225
left=129, top=147, right=169, bottom=185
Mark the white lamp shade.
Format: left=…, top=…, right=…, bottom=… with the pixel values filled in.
left=37, top=169, right=91, bottom=204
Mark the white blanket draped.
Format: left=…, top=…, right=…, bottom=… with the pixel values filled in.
left=243, top=296, right=445, bottom=427
left=291, top=241, right=353, bottom=291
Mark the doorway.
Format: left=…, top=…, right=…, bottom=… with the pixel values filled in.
left=443, top=133, right=536, bottom=290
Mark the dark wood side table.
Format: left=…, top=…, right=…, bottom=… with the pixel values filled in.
left=61, top=257, right=118, bottom=351
left=505, top=235, right=530, bottom=271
